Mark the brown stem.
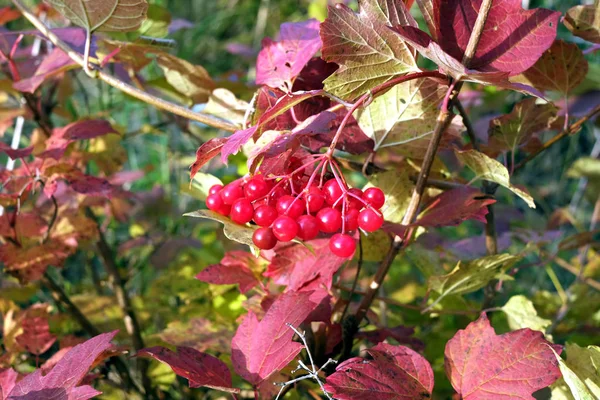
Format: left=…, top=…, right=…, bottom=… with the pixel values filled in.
left=11, top=0, right=239, bottom=132
left=455, top=99, right=480, bottom=152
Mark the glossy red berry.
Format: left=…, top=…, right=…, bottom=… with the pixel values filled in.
left=244, top=176, right=270, bottom=201
left=358, top=209, right=384, bottom=232
left=329, top=234, right=356, bottom=258
left=230, top=198, right=254, bottom=224
left=208, top=184, right=223, bottom=196
left=276, top=195, right=305, bottom=219
left=363, top=187, right=385, bottom=209
left=323, top=179, right=345, bottom=206
left=272, top=216, right=299, bottom=242
left=296, top=215, right=320, bottom=241
left=220, top=182, right=244, bottom=205
left=252, top=227, right=278, bottom=250
left=347, top=188, right=364, bottom=209
left=253, top=205, right=278, bottom=227
left=306, top=186, right=325, bottom=213
left=344, top=208, right=360, bottom=231
left=316, top=207, right=342, bottom=233
left=268, top=186, right=288, bottom=206
left=206, top=193, right=224, bottom=211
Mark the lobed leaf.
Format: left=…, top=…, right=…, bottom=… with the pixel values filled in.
left=196, top=251, right=261, bottom=294
left=502, top=295, right=551, bottom=334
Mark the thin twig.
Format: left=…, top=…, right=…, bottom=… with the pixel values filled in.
left=11, top=0, right=238, bottom=132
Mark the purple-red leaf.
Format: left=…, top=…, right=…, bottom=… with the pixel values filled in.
left=137, top=346, right=238, bottom=393
left=196, top=251, right=260, bottom=294
left=356, top=325, right=424, bottom=351
left=0, top=143, right=33, bottom=160
left=445, top=313, right=561, bottom=400
left=256, top=19, right=322, bottom=91
left=324, top=343, right=434, bottom=399
left=38, top=120, right=117, bottom=160
left=6, top=331, right=117, bottom=400
left=189, top=137, right=227, bottom=181
left=15, top=316, right=57, bottom=356
left=0, top=369, right=17, bottom=400
left=415, top=187, right=496, bottom=227
left=231, top=291, right=321, bottom=385
left=13, top=48, right=77, bottom=93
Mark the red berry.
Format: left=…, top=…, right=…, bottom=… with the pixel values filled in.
left=244, top=176, right=270, bottom=201
left=306, top=186, right=325, bottom=213
left=344, top=208, right=360, bottom=231
left=230, top=198, right=254, bottom=224
left=323, top=179, right=345, bottom=206
left=347, top=188, right=364, bottom=209
left=297, top=215, right=320, bottom=241
left=363, top=187, right=385, bottom=209
left=272, top=216, right=299, bottom=242
left=316, top=207, right=342, bottom=233
left=268, top=186, right=288, bottom=206
left=208, top=184, right=223, bottom=196
left=220, top=182, right=244, bottom=205
left=206, top=193, right=224, bottom=211
left=358, top=209, right=384, bottom=232
left=253, top=227, right=278, bottom=250
left=329, top=234, right=356, bottom=258
left=253, top=205, right=278, bottom=227
left=276, top=195, right=305, bottom=219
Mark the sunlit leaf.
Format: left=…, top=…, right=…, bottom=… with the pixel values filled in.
left=184, top=209, right=258, bottom=247
left=204, top=88, right=248, bottom=127
left=156, top=54, right=215, bottom=104
left=366, top=170, right=414, bottom=224
left=502, top=295, right=551, bottom=333
left=46, top=0, right=149, bottom=32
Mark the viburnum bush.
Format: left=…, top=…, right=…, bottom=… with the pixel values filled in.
left=1, top=0, right=600, bottom=399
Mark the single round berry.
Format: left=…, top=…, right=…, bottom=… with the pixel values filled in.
left=220, top=182, right=244, bottom=205
left=296, top=215, right=320, bottom=241
left=344, top=208, right=360, bottom=231
left=363, top=187, right=385, bottom=209
left=347, top=188, right=364, bottom=210
left=252, top=227, right=277, bottom=250
left=244, top=176, right=270, bottom=201
left=358, top=209, right=384, bottom=232
left=230, top=198, right=254, bottom=224
left=323, top=179, right=345, bottom=206
left=306, top=186, right=325, bottom=213
left=276, top=195, right=305, bottom=219
left=215, top=203, right=231, bottom=216
left=329, top=234, right=356, bottom=258
left=208, top=184, right=223, bottom=196
left=316, top=207, right=342, bottom=233
left=268, top=186, right=288, bottom=206
left=206, top=193, right=224, bottom=212
left=272, top=216, right=299, bottom=242
left=253, top=205, right=278, bottom=227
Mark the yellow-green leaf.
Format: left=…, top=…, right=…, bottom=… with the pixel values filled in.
left=365, top=169, right=414, bottom=224
left=156, top=54, right=215, bottom=104
left=455, top=149, right=536, bottom=208
left=46, top=0, right=149, bottom=32
left=567, top=158, right=600, bottom=179
left=502, top=295, right=551, bottom=333
left=184, top=209, right=257, bottom=247
left=550, top=345, right=597, bottom=400
left=562, top=344, right=600, bottom=398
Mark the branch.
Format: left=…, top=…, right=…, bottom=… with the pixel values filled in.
left=11, top=0, right=239, bottom=132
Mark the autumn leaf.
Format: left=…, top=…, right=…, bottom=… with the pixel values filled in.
left=555, top=343, right=600, bottom=398
left=0, top=240, right=75, bottom=283
left=15, top=316, right=57, bottom=356
left=0, top=368, right=17, bottom=400
left=13, top=48, right=77, bottom=93
left=0, top=143, right=33, bottom=160
left=324, top=343, right=434, bottom=399
left=189, top=137, right=227, bottom=181
left=445, top=313, right=561, bottom=400
left=320, top=0, right=418, bottom=100
left=501, top=295, right=551, bottom=334
left=37, top=120, right=117, bottom=160
left=156, top=53, right=215, bottom=104
left=231, top=291, right=322, bottom=385
left=45, top=0, right=149, bottom=32
left=184, top=209, right=259, bottom=247
left=356, top=325, right=424, bottom=350
left=196, top=251, right=261, bottom=294
left=6, top=331, right=118, bottom=400
left=137, top=346, right=238, bottom=393
left=256, top=19, right=322, bottom=91
left=564, top=1, right=600, bottom=44
left=455, top=149, right=536, bottom=208
left=365, top=170, right=414, bottom=224
left=512, top=40, right=589, bottom=95
left=204, top=88, right=249, bottom=127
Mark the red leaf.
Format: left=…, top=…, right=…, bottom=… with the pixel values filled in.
left=0, top=369, right=18, bottom=400
left=414, top=187, right=496, bottom=227
left=13, top=48, right=77, bottom=93
left=68, top=175, right=115, bottom=197
left=435, top=0, right=560, bottom=76
left=15, top=317, right=57, bottom=356
left=231, top=291, right=321, bottom=385
left=444, top=313, right=561, bottom=400
left=256, top=19, right=322, bottom=91
left=137, top=346, right=238, bottom=393
left=356, top=325, right=424, bottom=351
left=38, top=120, right=116, bottom=160
left=196, top=251, right=261, bottom=294
left=189, top=137, right=227, bottom=181
left=263, top=239, right=346, bottom=292
left=0, top=7, right=20, bottom=26
left=6, top=331, right=117, bottom=400
left=0, top=143, right=33, bottom=160
left=324, top=343, right=434, bottom=399
left=220, top=126, right=257, bottom=163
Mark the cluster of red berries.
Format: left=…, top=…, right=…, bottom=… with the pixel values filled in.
left=205, top=175, right=385, bottom=258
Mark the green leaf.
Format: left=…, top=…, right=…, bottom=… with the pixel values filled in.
left=550, top=345, right=597, bottom=400
left=360, top=230, right=392, bottom=262
left=502, top=295, right=551, bottom=333
left=427, top=254, right=520, bottom=310
left=455, top=149, right=536, bottom=208
left=156, top=54, right=215, bottom=104
left=567, top=158, right=600, bottom=179
left=320, top=0, right=418, bottom=100
left=563, top=344, right=600, bottom=398
left=46, top=0, right=149, bottom=32
left=137, top=4, right=171, bottom=38
left=184, top=209, right=258, bottom=247
left=365, top=169, right=414, bottom=224
left=356, top=77, right=462, bottom=156
left=487, top=98, right=558, bottom=154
